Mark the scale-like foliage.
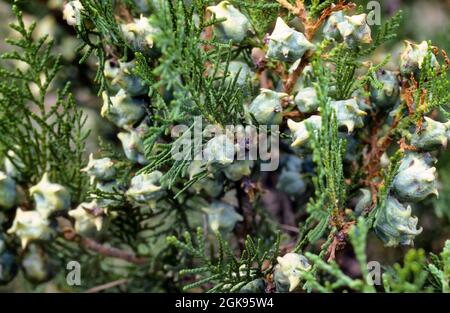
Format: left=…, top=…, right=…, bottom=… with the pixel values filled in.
left=0, top=0, right=449, bottom=294
left=0, top=5, right=88, bottom=198
left=167, top=228, right=280, bottom=292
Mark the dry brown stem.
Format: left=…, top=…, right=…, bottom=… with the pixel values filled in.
left=57, top=217, right=148, bottom=265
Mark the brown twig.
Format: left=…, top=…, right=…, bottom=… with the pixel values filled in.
left=361, top=109, right=402, bottom=205
left=326, top=220, right=355, bottom=262
left=305, top=1, right=355, bottom=39
left=295, top=0, right=308, bottom=25
left=442, top=50, right=450, bottom=70
left=259, top=70, right=273, bottom=89
left=116, top=3, right=134, bottom=23
left=57, top=217, right=148, bottom=265
left=85, top=279, right=129, bottom=293
left=280, top=224, right=300, bottom=233
left=398, top=138, right=417, bottom=151
left=283, top=110, right=306, bottom=119
left=284, top=53, right=312, bottom=94
left=235, top=180, right=256, bottom=251
left=360, top=72, right=424, bottom=206
left=203, top=10, right=214, bottom=52
left=402, top=78, right=416, bottom=115
left=80, top=237, right=147, bottom=264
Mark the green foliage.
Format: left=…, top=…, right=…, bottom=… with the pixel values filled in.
left=148, top=0, right=247, bottom=125
left=428, top=240, right=450, bottom=292
left=0, top=0, right=449, bottom=294
left=329, top=45, right=390, bottom=100
left=167, top=228, right=280, bottom=292
left=369, top=150, right=403, bottom=224
left=0, top=5, right=88, bottom=198
left=136, top=0, right=250, bottom=191
left=362, top=11, right=403, bottom=55
left=397, top=46, right=450, bottom=130
left=299, top=218, right=375, bottom=292
left=230, top=0, right=279, bottom=39
left=75, top=0, right=129, bottom=95
left=302, top=252, right=367, bottom=292
left=327, top=11, right=402, bottom=100
left=383, top=249, right=431, bottom=292
left=294, top=52, right=346, bottom=252
left=417, top=47, right=450, bottom=117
